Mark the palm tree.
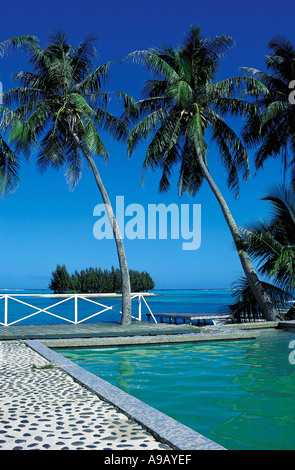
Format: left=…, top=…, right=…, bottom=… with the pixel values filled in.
left=0, top=35, right=36, bottom=196
left=3, top=31, right=133, bottom=325
left=224, top=277, right=294, bottom=323
left=241, top=183, right=295, bottom=291
left=241, top=36, right=295, bottom=186
left=124, top=25, right=280, bottom=321
left=226, top=184, right=295, bottom=322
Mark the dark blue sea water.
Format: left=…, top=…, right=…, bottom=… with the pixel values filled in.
left=0, top=288, right=234, bottom=325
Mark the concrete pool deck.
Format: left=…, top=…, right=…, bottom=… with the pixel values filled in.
left=37, top=323, right=260, bottom=348
left=0, top=338, right=225, bottom=451
left=0, top=321, right=198, bottom=340
left=0, top=319, right=262, bottom=342
left=1, top=320, right=292, bottom=451
left=0, top=340, right=173, bottom=450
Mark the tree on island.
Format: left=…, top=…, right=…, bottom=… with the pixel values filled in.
left=49, top=265, right=155, bottom=294
left=48, top=264, right=72, bottom=294
left=3, top=32, right=133, bottom=325
left=124, top=25, right=280, bottom=321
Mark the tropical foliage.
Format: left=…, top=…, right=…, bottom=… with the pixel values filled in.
left=124, top=25, right=279, bottom=321
left=224, top=277, right=294, bottom=323
left=241, top=184, right=295, bottom=291
left=0, top=35, right=36, bottom=196
left=226, top=184, right=295, bottom=321
left=1, top=28, right=294, bottom=324
left=241, top=36, right=295, bottom=186
left=49, top=264, right=155, bottom=294
left=125, top=26, right=251, bottom=197
left=2, top=31, right=133, bottom=324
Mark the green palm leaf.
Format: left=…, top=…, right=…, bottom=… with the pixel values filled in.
left=0, top=136, right=19, bottom=196
left=241, top=37, right=295, bottom=184
left=0, top=34, right=38, bottom=196
left=0, top=35, right=37, bottom=57
left=241, top=183, right=295, bottom=290
left=223, top=276, right=294, bottom=322
left=124, top=25, right=249, bottom=197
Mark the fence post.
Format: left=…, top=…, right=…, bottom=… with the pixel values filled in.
left=74, top=295, right=78, bottom=323
left=4, top=295, right=8, bottom=326
left=138, top=294, right=142, bottom=321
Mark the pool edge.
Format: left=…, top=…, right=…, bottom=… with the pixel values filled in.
left=25, top=339, right=226, bottom=451
left=33, top=328, right=258, bottom=349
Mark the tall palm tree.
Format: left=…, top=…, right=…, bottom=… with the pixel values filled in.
left=124, top=25, right=280, bottom=321
left=0, top=35, right=36, bottom=196
left=3, top=31, right=133, bottom=325
left=241, top=36, right=295, bottom=186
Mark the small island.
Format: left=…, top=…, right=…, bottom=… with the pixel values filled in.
left=49, top=264, right=155, bottom=294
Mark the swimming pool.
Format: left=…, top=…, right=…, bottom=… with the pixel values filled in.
left=57, top=328, right=295, bottom=450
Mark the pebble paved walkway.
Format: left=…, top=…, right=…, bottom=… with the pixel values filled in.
left=0, top=340, right=171, bottom=450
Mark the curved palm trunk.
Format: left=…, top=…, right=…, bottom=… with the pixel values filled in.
left=71, top=132, right=132, bottom=325
left=198, top=158, right=281, bottom=322
left=85, top=154, right=132, bottom=325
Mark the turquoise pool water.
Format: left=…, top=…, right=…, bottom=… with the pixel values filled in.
left=57, top=329, right=295, bottom=450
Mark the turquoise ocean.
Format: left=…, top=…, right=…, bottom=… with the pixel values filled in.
left=0, top=288, right=234, bottom=325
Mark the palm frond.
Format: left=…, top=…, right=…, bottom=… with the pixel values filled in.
left=126, top=49, right=179, bottom=81
left=125, top=25, right=250, bottom=199
left=0, top=35, right=37, bottom=57
left=0, top=136, right=19, bottom=196
left=36, top=128, right=65, bottom=173
left=127, top=108, right=167, bottom=156
left=71, top=32, right=99, bottom=81
left=222, top=276, right=294, bottom=322
left=93, top=106, right=129, bottom=142
left=178, top=136, right=204, bottom=196
left=208, top=109, right=249, bottom=195
left=261, top=182, right=295, bottom=228
left=240, top=184, right=295, bottom=290
left=241, top=36, right=295, bottom=178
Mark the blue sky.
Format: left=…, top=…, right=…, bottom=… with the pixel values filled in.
left=0, top=0, right=294, bottom=289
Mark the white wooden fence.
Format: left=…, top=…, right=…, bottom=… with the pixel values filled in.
left=0, top=292, right=157, bottom=326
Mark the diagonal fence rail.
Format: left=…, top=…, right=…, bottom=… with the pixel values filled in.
left=0, top=293, right=157, bottom=326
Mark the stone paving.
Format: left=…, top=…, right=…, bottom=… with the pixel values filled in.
left=0, top=340, right=171, bottom=450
